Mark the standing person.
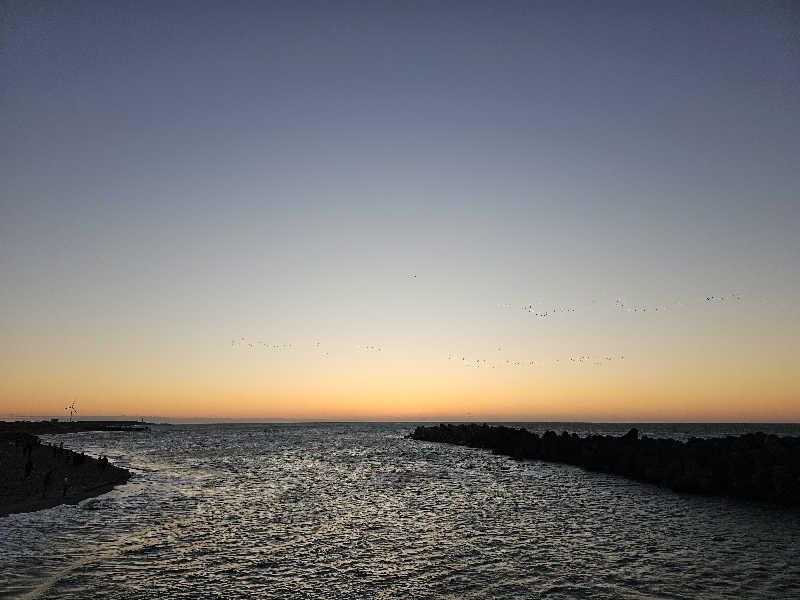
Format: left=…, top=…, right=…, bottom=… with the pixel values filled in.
left=42, top=469, right=53, bottom=498
left=62, top=475, right=69, bottom=498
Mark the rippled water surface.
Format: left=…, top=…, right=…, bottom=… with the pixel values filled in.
left=2, top=423, right=800, bottom=599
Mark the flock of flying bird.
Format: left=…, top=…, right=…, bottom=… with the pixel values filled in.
left=230, top=338, right=382, bottom=357
left=497, top=303, right=578, bottom=318
left=231, top=338, right=294, bottom=351
left=229, top=291, right=742, bottom=372
left=448, top=351, right=625, bottom=369
left=497, top=293, right=743, bottom=317
left=613, top=292, right=743, bottom=313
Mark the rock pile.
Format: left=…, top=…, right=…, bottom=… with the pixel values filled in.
left=0, top=431, right=132, bottom=516
left=408, top=424, right=800, bottom=506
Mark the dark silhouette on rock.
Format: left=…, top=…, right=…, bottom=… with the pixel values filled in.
left=408, top=424, right=800, bottom=506
left=0, top=420, right=148, bottom=436
left=0, top=421, right=141, bottom=517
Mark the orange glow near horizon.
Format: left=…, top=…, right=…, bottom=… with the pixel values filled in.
left=2, top=329, right=798, bottom=421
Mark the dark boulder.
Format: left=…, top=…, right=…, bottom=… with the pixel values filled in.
left=407, top=424, right=800, bottom=506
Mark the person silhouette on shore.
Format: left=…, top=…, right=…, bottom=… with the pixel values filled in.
left=62, top=475, right=69, bottom=498
left=42, top=469, right=53, bottom=498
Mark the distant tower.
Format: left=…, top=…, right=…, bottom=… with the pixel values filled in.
left=65, top=401, right=78, bottom=422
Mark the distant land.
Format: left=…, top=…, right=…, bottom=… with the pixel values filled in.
left=2, top=415, right=799, bottom=425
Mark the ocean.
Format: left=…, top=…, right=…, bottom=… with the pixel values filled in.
left=2, top=423, right=799, bottom=599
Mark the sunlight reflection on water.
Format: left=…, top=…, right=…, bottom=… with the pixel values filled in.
left=2, top=423, right=799, bottom=599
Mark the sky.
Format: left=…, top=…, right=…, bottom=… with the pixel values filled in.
left=1, top=1, right=799, bottom=421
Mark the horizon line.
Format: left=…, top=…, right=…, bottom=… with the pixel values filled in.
left=3, top=415, right=799, bottom=425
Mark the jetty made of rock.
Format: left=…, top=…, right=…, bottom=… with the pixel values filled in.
left=0, top=421, right=142, bottom=517
left=409, top=424, right=800, bottom=506
left=0, top=420, right=148, bottom=436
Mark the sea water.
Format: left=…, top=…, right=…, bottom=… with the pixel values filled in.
left=1, top=423, right=799, bottom=599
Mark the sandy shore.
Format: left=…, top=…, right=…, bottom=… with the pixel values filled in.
left=0, top=426, right=134, bottom=517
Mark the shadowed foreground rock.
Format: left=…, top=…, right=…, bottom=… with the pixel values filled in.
left=409, top=424, right=800, bottom=506
left=1, top=425, right=135, bottom=517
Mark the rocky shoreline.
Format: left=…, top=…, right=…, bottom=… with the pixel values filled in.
left=408, top=423, right=800, bottom=506
left=0, top=420, right=148, bottom=436
left=0, top=421, right=143, bottom=517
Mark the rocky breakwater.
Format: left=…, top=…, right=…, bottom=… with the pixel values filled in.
left=0, top=420, right=149, bottom=436
left=408, top=424, right=800, bottom=506
left=0, top=423, right=137, bottom=516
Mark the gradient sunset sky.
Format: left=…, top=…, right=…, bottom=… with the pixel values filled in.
left=2, top=2, right=798, bottom=421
